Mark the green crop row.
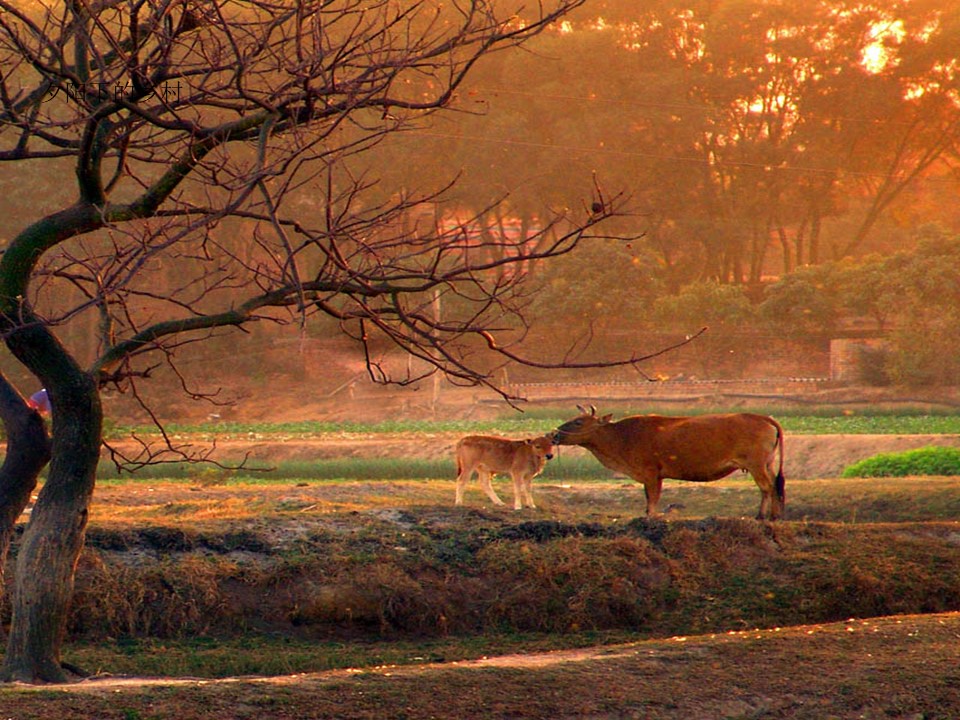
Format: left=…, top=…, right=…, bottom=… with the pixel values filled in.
left=110, top=412, right=960, bottom=440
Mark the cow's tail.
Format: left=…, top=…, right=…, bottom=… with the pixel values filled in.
left=770, top=417, right=786, bottom=506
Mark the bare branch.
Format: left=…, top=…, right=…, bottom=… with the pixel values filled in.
left=1, top=0, right=681, bottom=441
left=479, top=327, right=709, bottom=371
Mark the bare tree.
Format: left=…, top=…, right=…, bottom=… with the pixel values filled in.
left=0, top=0, right=678, bottom=683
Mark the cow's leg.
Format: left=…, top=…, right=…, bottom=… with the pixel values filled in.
left=750, top=466, right=778, bottom=520
left=455, top=464, right=472, bottom=506
left=479, top=470, right=505, bottom=506
left=639, top=475, right=664, bottom=516
left=769, top=456, right=785, bottom=519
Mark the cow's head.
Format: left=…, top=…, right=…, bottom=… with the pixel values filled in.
left=551, top=405, right=612, bottom=445
left=525, top=435, right=555, bottom=461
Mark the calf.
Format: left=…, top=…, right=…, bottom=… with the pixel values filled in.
left=454, top=435, right=554, bottom=510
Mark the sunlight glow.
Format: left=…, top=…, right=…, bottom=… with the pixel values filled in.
left=861, top=20, right=905, bottom=74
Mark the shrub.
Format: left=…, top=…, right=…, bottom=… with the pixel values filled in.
left=758, top=266, right=839, bottom=337
left=652, top=279, right=754, bottom=329
left=856, top=344, right=892, bottom=387
left=841, top=446, right=960, bottom=478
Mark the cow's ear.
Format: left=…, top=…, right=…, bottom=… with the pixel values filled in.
left=600, top=414, right=613, bottom=423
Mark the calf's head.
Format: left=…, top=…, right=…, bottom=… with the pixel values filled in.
left=526, top=435, right=555, bottom=462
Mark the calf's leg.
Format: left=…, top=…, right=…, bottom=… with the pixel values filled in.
left=454, top=465, right=472, bottom=506
left=522, top=474, right=537, bottom=510
left=509, top=473, right=524, bottom=510
left=478, top=470, right=505, bottom=506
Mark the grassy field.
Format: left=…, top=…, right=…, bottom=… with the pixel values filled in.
left=4, top=415, right=960, bottom=718
left=95, top=411, right=960, bottom=482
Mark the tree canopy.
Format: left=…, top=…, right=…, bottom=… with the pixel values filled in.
left=374, top=0, right=960, bottom=287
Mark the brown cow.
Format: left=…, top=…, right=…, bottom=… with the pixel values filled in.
left=551, top=406, right=785, bottom=520
left=455, top=435, right=554, bottom=510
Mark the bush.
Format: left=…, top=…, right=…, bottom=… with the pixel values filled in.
left=758, top=265, right=839, bottom=336
left=856, top=344, right=892, bottom=387
left=652, top=279, right=754, bottom=329
left=841, top=446, right=960, bottom=478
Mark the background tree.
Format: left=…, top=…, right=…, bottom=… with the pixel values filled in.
left=758, top=265, right=840, bottom=338
left=650, top=280, right=753, bottom=377
left=0, top=0, right=662, bottom=683
left=358, top=0, right=960, bottom=383
left=874, top=231, right=960, bottom=385
left=408, top=0, right=960, bottom=294
left=530, top=238, right=663, bottom=331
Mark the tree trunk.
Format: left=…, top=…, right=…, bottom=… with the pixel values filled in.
left=0, top=313, right=102, bottom=683
left=6, top=391, right=99, bottom=684
left=808, top=209, right=821, bottom=265
left=0, top=376, right=52, bottom=602
left=777, top=223, right=792, bottom=276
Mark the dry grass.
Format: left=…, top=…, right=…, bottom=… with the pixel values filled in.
left=32, top=475, right=960, bottom=648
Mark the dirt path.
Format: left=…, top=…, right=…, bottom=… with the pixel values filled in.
left=7, top=613, right=960, bottom=719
